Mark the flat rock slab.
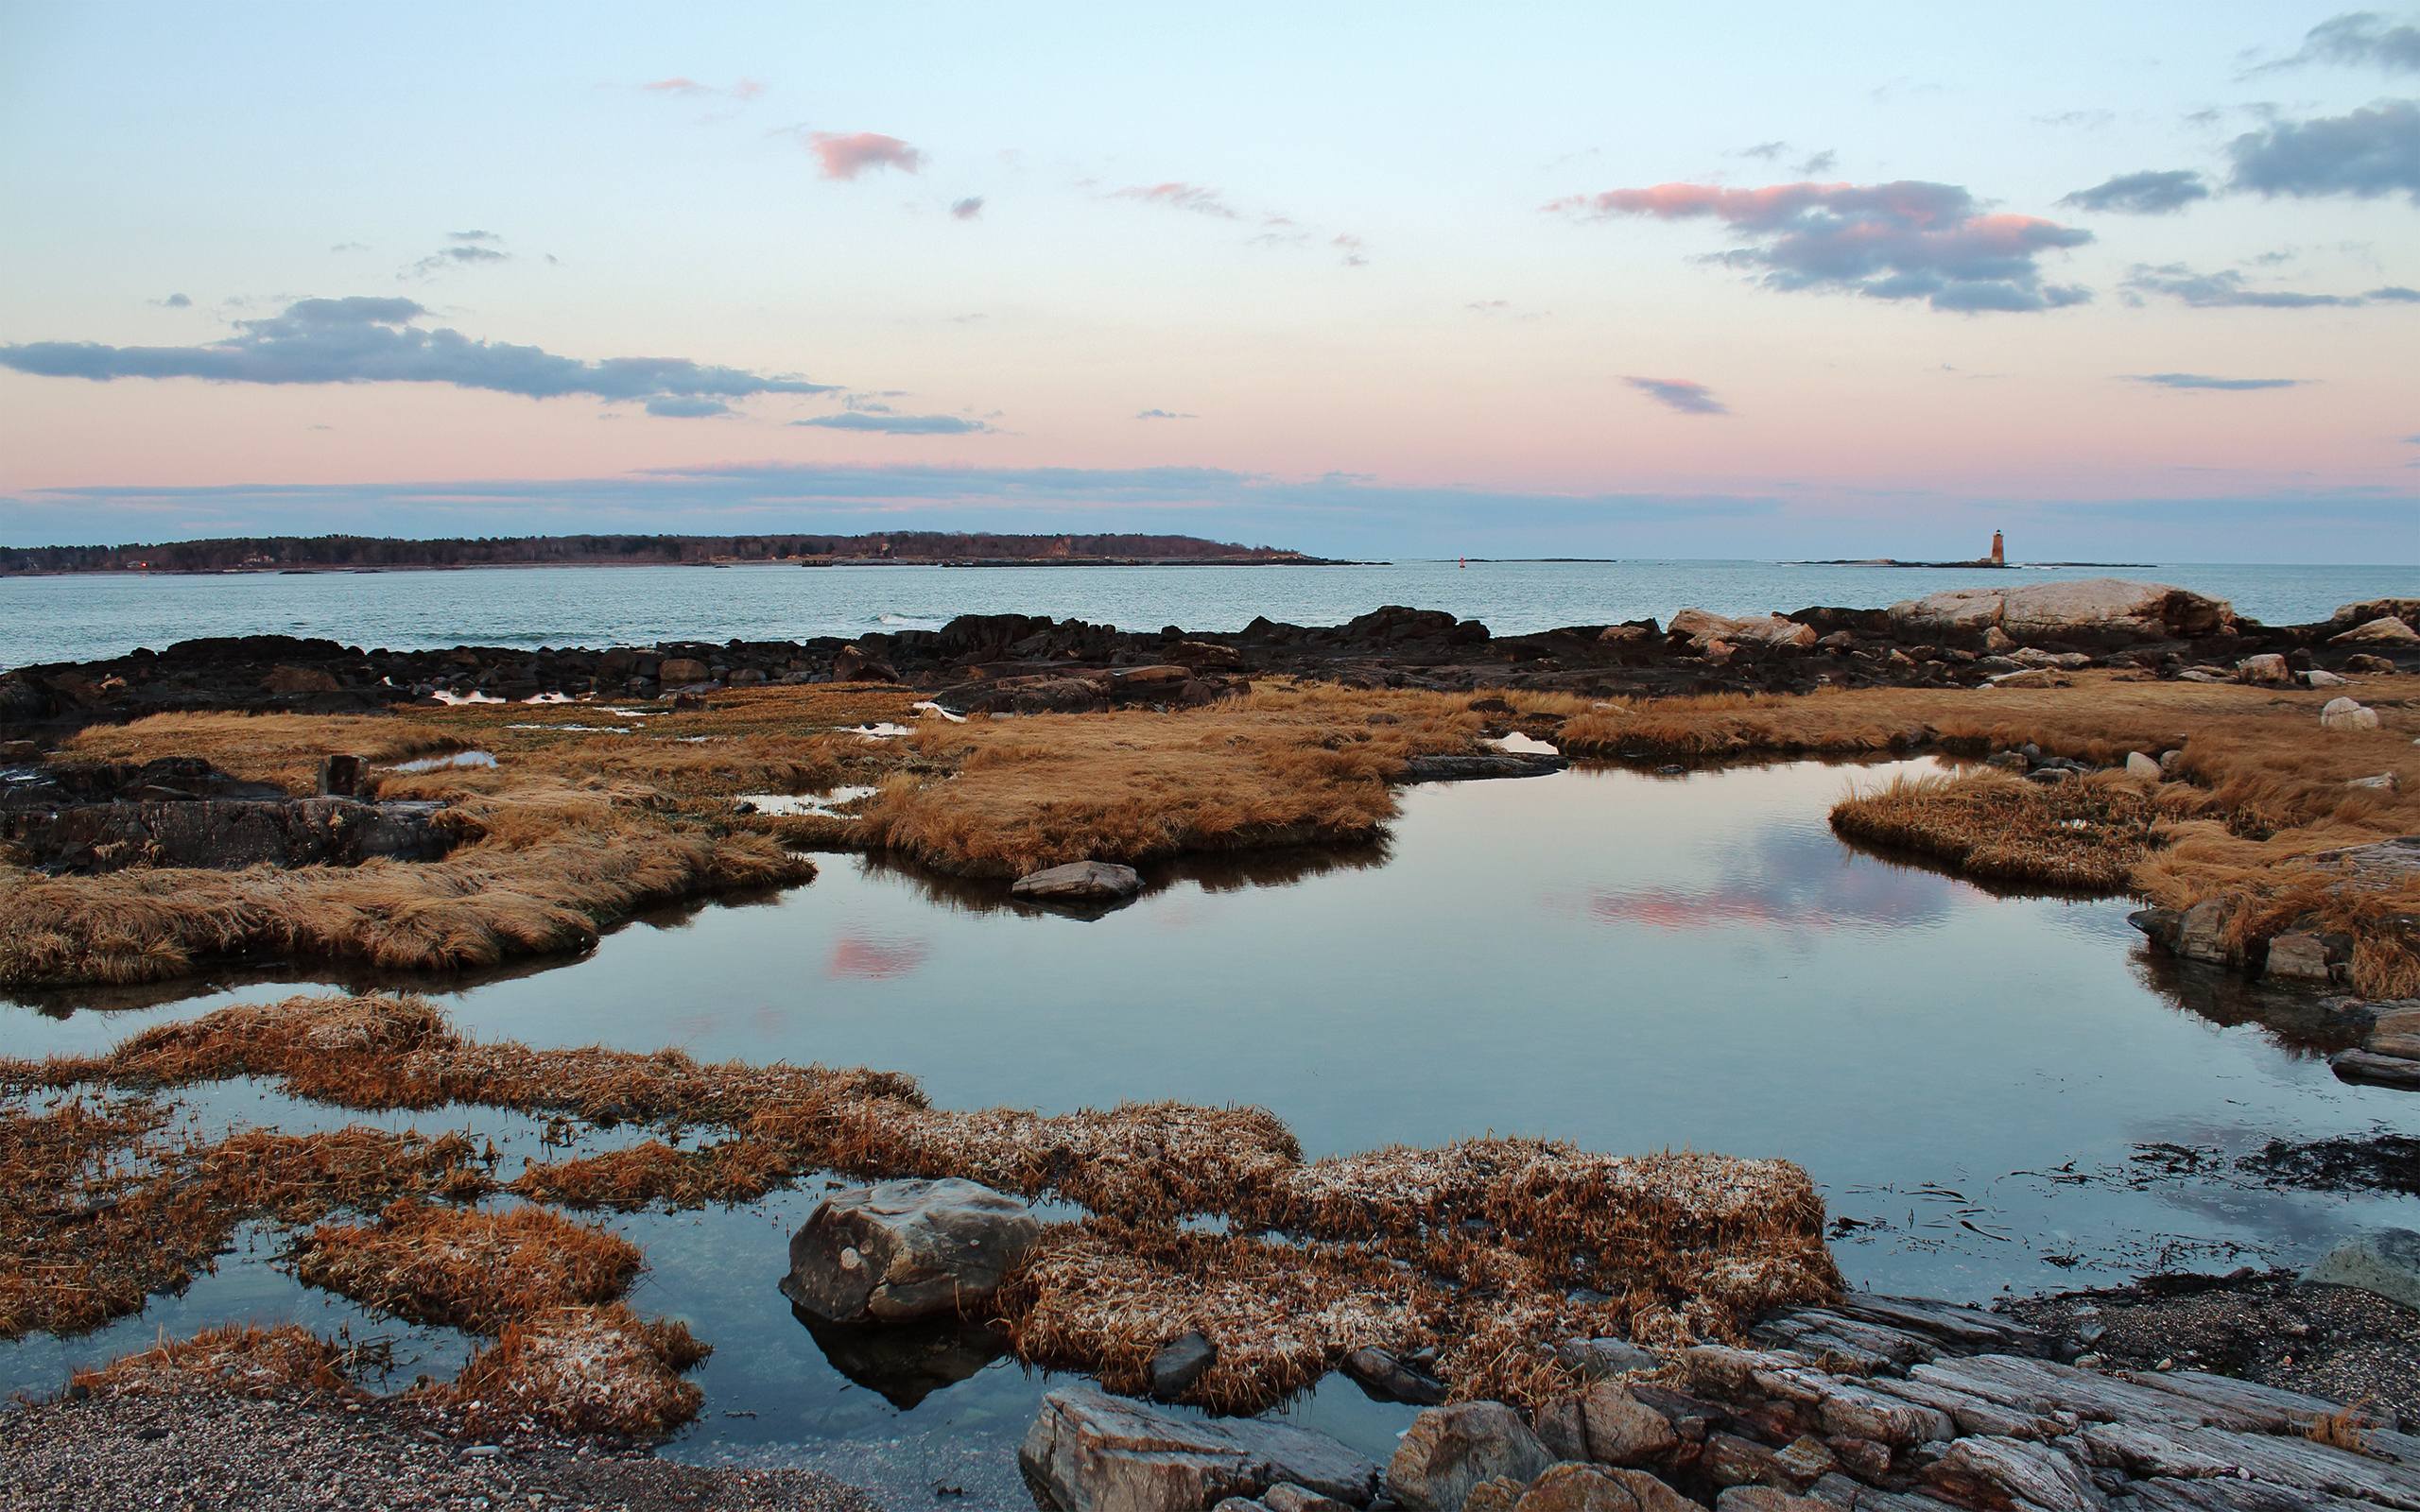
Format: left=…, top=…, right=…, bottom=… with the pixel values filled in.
left=1399, top=753, right=1568, bottom=783
left=783, top=1177, right=1041, bottom=1324
left=2, top=797, right=457, bottom=873
left=1012, top=860, right=1146, bottom=904
left=1020, top=1385, right=1380, bottom=1512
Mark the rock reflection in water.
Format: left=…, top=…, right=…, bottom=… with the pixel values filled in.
left=787, top=1305, right=1011, bottom=1410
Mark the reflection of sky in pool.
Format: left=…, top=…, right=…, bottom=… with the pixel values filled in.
left=6, top=757, right=2411, bottom=1481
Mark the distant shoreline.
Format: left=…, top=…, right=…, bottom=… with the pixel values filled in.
left=1787, top=558, right=2155, bottom=570
left=0, top=556, right=1378, bottom=579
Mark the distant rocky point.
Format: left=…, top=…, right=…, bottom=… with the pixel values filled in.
left=0, top=531, right=1342, bottom=576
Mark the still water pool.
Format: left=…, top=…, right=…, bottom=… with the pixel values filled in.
left=3, top=757, right=2410, bottom=1492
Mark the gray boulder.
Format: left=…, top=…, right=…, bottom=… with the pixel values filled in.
left=1388, top=1402, right=1554, bottom=1512
left=1013, top=860, right=1146, bottom=903
left=2307, top=1228, right=2420, bottom=1311
left=1400, top=753, right=1567, bottom=783
left=783, top=1177, right=1041, bottom=1324
left=1019, top=1385, right=1381, bottom=1512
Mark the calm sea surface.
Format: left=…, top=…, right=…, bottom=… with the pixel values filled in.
left=5, top=558, right=2411, bottom=668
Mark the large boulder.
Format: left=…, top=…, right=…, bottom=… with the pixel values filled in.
left=2330, top=616, right=2420, bottom=645
left=2320, top=697, right=2380, bottom=731
left=1666, top=610, right=1816, bottom=651
left=782, top=1177, right=1041, bottom=1324
left=657, top=656, right=713, bottom=686
left=1388, top=1403, right=1554, bottom=1512
left=1530, top=1383, right=1679, bottom=1468
left=1508, top=1464, right=1695, bottom=1512
left=1020, top=1385, right=1381, bottom=1512
left=1887, top=579, right=2234, bottom=645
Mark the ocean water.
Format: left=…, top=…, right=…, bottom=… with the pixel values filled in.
left=4, top=558, right=2411, bottom=669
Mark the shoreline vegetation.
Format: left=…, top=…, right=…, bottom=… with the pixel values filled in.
left=3, top=576, right=2417, bottom=1510
left=0, top=531, right=1341, bottom=576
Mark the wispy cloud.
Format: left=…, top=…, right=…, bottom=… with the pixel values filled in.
left=644, top=396, right=733, bottom=418
left=1134, top=408, right=1197, bottom=421
left=1625, top=376, right=1730, bottom=416
left=2122, top=262, right=2419, bottom=308
left=1548, top=180, right=2092, bottom=313
left=2228, top=99, right=2420, bottom=200
left=154, top=293, right=192, bottom=309
left=2059, top=169, right=2210, bottom=215
left=803, top=131, right=924, bottom=180
left=2247, top=11, right=2420, bottom=75
left=641, top=77, right=766, bottom=100
left=2127, top=371, right=2305, bottom=390
left=0, top=296, right=837, bottom=409
left=949, top=196, right=984, bottom=220
left=793, top=412, right=990, bottom=435
left=1110, top=181, right=1238, bottom=218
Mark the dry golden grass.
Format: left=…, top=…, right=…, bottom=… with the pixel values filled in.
left=1832, top=771, right=2165, bottom=892
left=431, top=1303, right=709, bottom=1436
left=71, top=1323, right=356, bottom=1400
left=65, top=713, right=468, bottom=792
left=853, top=682, right=1483, bottom=875
left=293, top=1199, right=643, bottom=1332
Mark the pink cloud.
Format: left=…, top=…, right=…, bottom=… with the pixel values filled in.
left=807, top=131, right=925, bottom=180
left=642, top=77, right=711, bottom=96
left=826, top=933, right=930, bottom=979
left=1546, top=178, right=2092, bottom=313
left=1111, top=182, right=1239, bottom=218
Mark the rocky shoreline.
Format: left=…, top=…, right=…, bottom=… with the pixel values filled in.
left=5, top=580, right=2412, bottom=736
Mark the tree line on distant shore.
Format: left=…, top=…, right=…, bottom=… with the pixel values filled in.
left=0, top=531, right=1316, bottom=574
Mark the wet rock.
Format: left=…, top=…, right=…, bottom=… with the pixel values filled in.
left=1399, top=753, right=1567, bottom=782
left=1012, top=860, right=1146, bottom=904
left=782, top=1177, right=1041, bottom=1325
left=1341, top=1346, right=1448, bottom=1405
left=832, top=644, right=900, bottom=683
left=2305, top=1228, right=2420, bottom=1311
left=1019, top=1385, right=1381, bottom=1512
left=2, top=797, right=458, bottom=873
left=262, top=664, right=343, bottom=695
left=1388, top=1403, right=1553, bottom=1512
left=2330, top=615, right=2419, bottom=644
left=1507, top=1463, right=1693, bottom=1512
left=1149, top=1332, right=1218, bottom=1400
left=2335, top=1050, right=2420, bottom=1089
left=2174, top=899, right=2234, bottom=965
left=2262, top=931, right=2342, bottom=984
left=2319, top=696, right=2379, bottom=731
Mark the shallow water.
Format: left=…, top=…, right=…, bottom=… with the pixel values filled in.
left=6, top=558, right=2409, bottom=667
left=4, top=757, right=2412, bottom=1480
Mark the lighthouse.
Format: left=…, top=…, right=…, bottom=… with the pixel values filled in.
left=1990, top=530, right=2005, bottom=567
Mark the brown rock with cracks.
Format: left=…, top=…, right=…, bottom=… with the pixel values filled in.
left=1388, top=1402, right=1554, bottom=1512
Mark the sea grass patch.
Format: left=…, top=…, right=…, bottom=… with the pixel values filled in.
left=431, top=1303, right=711, bottom=1436
left=70, top=1322, right=358, bottom=1400
left=293, top=1199, right=643, bottom=1332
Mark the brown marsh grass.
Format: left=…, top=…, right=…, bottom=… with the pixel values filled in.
left=9, top=993, right=1840, bottom=1409
left=293, top=1199, right=644, bottom=1332
left=1831, top=770, right=2165, bottom=892
left=430, top=1303, right=709, bottom=1436
left=71, top=1322, right=357, bottom=1400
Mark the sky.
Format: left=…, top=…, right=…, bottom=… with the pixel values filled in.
left=1, top=2, right=2415, bottom=560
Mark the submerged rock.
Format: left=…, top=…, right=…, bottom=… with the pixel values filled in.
left=782, top=1177, right=1041, bottom=1325
left=2305, top=1228, right=2420, bottom=1311
left=1012, top=859, right=1146, bottom=903
left=1019, top=1385, right=1381, bottom=1512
